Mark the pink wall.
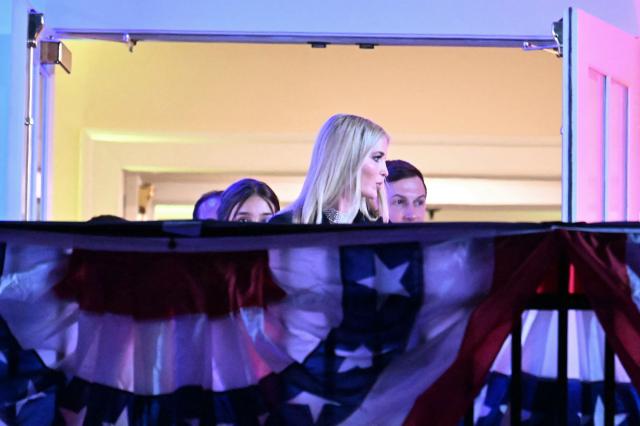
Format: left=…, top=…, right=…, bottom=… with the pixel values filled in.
left=571, top=9, right=640, bottom=222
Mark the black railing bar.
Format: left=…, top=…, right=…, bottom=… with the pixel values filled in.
left=604, top=340, right=615, bottom=426
left=463, top=408, right=474, bottom=426
left=510, top=312, right=523, bottom=426
left=524, top=294, right=591, bottom=310
left=557, top=256, right=570, bottom=425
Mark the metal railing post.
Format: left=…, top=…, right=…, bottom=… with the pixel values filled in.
left=23, top=12, right=44, bottom=221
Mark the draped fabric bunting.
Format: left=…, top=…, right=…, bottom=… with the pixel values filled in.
left=476, top=231, right=640, bottom=425
left=0, top=221, right=638, bottom=425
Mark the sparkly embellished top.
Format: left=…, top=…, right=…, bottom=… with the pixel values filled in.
left=268, top=210, right=380, bottom=225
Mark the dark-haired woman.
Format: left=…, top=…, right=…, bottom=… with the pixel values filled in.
left=217, top=178, right=280, bottom=223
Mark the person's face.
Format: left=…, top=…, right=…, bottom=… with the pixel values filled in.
left=230, top=195, right=275, bottom=223
left=386, top=176, right=427, bottom=223
left=360, top=137, right=389, bottom=200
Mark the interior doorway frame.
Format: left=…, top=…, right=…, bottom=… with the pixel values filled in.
left=36, top=19, right=561, bottom=221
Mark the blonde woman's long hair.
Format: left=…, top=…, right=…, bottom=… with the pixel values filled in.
left=287, top=114, right=390, bottom=224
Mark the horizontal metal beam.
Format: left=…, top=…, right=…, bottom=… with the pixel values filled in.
left=52, top=30, right=555, bottom=48
left=525, top=294, right=591, bottom=310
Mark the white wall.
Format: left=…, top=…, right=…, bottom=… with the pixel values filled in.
left=80, top=131, right=561, bottom=221
left=0, top=0, right=34, bottom=220
left=33, top=0, right=640, bottom=40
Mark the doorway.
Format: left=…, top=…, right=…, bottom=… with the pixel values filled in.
left=51, top=41, right=562, bottom=221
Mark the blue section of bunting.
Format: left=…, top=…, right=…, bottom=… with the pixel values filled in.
left=267, top=243, right=424, bottom=425
left=474, top=371, right=640, bottom=426
left=58, top=377, right=273, bottom=425
left=0, top=316, right=65, bottom=426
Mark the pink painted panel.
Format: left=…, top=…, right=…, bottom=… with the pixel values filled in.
left=571, top=9, right=640, bottom=222
left=627, top=86, right=640, bottom=221
left=577, top=69, right=605, bottom=222
left=605, top=80, right=628, bottom=221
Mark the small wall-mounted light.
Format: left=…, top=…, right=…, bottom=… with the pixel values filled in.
left=138, top=182, right=155, bottom=216
left=358, top=43, right=376, bottom=49
left=40, top=41, right=72, bottom=74
left=27, top=12, right=44, bottom=48
left=308, top=42, right=328, bottom=48
left=123, top=33, right=138, bottom=53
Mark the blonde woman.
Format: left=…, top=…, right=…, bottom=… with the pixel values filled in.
left=270, top=114, right=390, bottom=224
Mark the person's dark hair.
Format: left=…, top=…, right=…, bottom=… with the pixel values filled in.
left=193, top=190, right=223, bottom=220
left=217, top=179, right=280, bottom=221
left=88, top=215, right=128, bottom=223
left=386, top=160, right=426, bottom=192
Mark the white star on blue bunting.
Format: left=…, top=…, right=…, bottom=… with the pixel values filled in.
left=475, top=384, right=491, bottom=418
left=356, top=255, right=410, bottom=309
left=287, top=391, right=340, bottom=423
left=15, top=380, right=46, bottom=415
left=335, top=345, right=374, bottom=373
